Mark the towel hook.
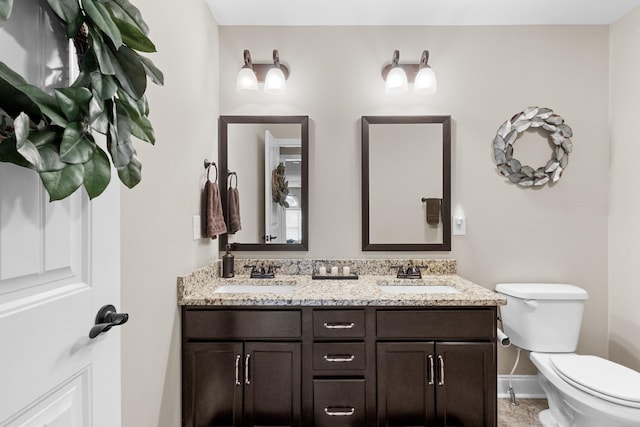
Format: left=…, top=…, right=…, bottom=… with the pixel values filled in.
left=204, top=159, right=218, bottom=183
left=227, top=171, right=238, bottom=189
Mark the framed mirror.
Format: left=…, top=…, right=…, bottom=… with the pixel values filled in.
left=362, top=116, right=451, bottom=251
left=219, top=116, right=309, bottom=251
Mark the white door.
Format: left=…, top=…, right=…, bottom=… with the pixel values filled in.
left=0, top=2, right=122, bottom=426
left=264, top=131, right=282, bottom=243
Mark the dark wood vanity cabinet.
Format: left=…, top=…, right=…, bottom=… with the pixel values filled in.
left=377, top=342, right=495, bottom=427
left=182, top=309, right=302, bottom=427
left=182, top=306, right=496, bottom=427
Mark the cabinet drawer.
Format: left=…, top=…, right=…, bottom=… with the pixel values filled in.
left=377, top=309, right=495, bottom=339
left=313, top=379, right=366, bottom=426
left=313, top=343, right=366, bottom=370
left=313, top=310, right=365, bottom=338
left=184, top=309, right=301, bottom=339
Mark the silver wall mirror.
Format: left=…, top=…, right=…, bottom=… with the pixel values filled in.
left=362, top=116, right=451, bottom=251
left=219, top=116, right=309, bottom=251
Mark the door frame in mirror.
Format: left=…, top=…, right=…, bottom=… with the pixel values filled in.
left=361, top=115, right=451, bottom=251
left=219, top=115, right=309, bottom=251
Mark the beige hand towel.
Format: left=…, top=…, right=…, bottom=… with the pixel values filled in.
left=202, top=180, right=227, bottom=239
left=228, top=186, right=242, bottom=233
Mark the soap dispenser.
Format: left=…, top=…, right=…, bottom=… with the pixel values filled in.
left=222, top=244, right=234, bottom=278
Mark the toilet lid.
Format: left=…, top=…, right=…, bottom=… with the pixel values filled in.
left=550, top=354, right=640, bottom=408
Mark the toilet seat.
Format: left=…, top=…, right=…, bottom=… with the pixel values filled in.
left=549, top=354, right=640, bottom=409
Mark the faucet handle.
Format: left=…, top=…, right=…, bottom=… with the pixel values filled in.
left=390, top=265, right=405, bottom=274
left=267, top=264, right=281, bottom=274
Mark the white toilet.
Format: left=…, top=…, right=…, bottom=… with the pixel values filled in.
left=495, top=283, right=640, bottom=427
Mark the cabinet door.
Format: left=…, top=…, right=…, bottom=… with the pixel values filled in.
left=244, top=342, right=302, bottom=427
left=377, top=342, right=435, bottom=427
left=434, top=342, right=496, bottom=427
left=183, top=343, right=243, bottom=427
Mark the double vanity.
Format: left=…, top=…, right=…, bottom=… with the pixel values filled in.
left=178, top=259, right=506, bottom=427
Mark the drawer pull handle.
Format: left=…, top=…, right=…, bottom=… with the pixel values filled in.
left=324, top=407, right=355, bottom=416
left=323, top=322, right=355, bottom=329
left=438, top=355, right=445, bottom=386
left=324, top=354, right=355, bottom=362
left=427, top=354, right=434, bottom=385
left=235, top=354, right=241, bottom=385
left=245, top=354, right=251, bottom=385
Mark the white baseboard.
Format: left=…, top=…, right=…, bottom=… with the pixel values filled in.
left=497, top=375, right=545, bottom=399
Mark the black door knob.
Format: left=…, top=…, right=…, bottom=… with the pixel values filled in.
left=89, top=304, right=129, bottom=339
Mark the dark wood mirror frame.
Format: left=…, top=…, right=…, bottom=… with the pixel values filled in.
left=219, top=115, right=309, bottom=252
left=362, top=115, right=451, bottom=251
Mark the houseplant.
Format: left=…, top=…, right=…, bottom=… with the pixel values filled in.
left=0, top=0, right=163, bottom=200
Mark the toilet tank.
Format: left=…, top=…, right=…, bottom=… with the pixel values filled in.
left=495, top=283, right=588, bottom=353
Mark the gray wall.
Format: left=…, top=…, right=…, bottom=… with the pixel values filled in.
left=119, top=1, right=219, bottom=426
left=609, top=6, right=640, bottom=372
left=219, top=26, right=610, bottom=375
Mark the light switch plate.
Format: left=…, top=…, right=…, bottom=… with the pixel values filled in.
left=192, top=215, right=201, bottom=240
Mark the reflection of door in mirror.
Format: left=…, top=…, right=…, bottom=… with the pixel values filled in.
left=265, top=131, right=302, bottom=244
left=219, top=115, right=308, bottom=252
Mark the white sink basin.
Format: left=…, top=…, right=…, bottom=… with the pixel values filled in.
left=214, top=285, right=296, bottom=294
left=379, top=285, right=461, bottom=294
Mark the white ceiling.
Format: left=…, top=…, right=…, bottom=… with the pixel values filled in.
left=205, top=0, right=640, bottom=26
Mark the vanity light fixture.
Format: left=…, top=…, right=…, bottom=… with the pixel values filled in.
left=236, top=50, right=259, bottom=93
left=384, top=50, right=408, bottom=95
left=382, top=50, right=437, bottom=95
left=236, top=49, right=290, bottom=95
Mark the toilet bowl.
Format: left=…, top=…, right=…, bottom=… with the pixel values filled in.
left=530, top=352, right=640, bottom=427
left=495, top=283, right=640, bottom=427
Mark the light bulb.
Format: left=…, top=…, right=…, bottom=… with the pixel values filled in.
left=385, top=67, right=408, bottom=95
left=414, top=66, right=437, bottom=95
left=264, top=67, right=286, bottom=94
left=236, top=68, right=258, bottom=93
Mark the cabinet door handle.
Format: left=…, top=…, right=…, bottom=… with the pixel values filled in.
left=324, top=354, right=355, bottom=362
left=427, top=355, right=435, bottom=385
left=438, top=355, right=445, bottom=386
left=324, top=407, right=355, bottom=416
left=244, top=354, right=251, bottom=385
left=323, top=322, right=355, bottom=329
left=235, top=354, right=241, bottom=385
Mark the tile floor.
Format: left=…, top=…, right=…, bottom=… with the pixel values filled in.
left=498, top=398, right=549, bottom=427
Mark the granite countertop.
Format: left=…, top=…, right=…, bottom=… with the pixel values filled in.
left=178, top=269, right=506, bottom=307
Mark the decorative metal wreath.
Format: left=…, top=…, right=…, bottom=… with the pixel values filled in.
left=493, top=106, right=573, bottom=187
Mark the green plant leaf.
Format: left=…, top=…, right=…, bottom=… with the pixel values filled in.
left=36, top=143, right=66, bottom=172
left=45, top=0, right=82, bottom=37
left=90, top=71, right=118, bottom=100
left=108, top=45, right=147, bottom=99
left=0, top=62, right=67, bottom=126
left=137, top=54, right=164, bottom=86
left=82, top=146, right=111, bottom=199
left=107, top=122, right=134, bottom=167
left=54, top=87, right=92, bottom=121
left=106, top=0, right=149, bottom=34
left=0, top=62, right=44, bottom=120
left=60, top=122, right=95, bottom=164
left=116, top=101, right=154, bottom=144
left=81, top=0, right=122, bottom=48
left=14, top=112, right=44, bottom=170
left=116, top=153, right=141, bottom=188
left=40, top=163, right=84, bottom=201
left=0, top=136, right=31, bottom=168
left=112, top=17, right=155, bottom=52
left=90, top=30, right=116, bottom=75
left=89, top=96, right=109, bottom=133
left=28, top=129, right=60, bottom=147
left=0, top=0, right=13, bottom=26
